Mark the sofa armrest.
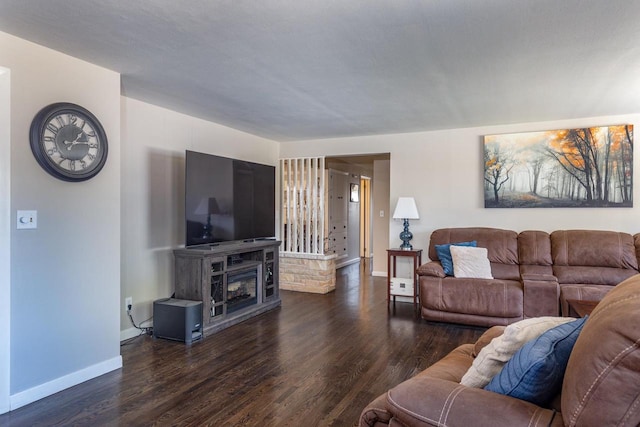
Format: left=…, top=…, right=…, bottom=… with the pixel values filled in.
left=360, top=392, right=392, bottom=426
left=521, top=273, right=556, bottom=282
left=473, top=325, right=506, bottom=357
left=417, top=261, right=445, bottom=278
left=522, top=274, right=560, bottom=318
left=387, top=377, right=562, bottom=427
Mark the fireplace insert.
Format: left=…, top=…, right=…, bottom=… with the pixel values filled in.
left=226, top=268, right=258, bottom=314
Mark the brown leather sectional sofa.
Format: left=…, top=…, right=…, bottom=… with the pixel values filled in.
left=418, top=227, right=639, bottom=327
left=360, top=273, right=640, bottom=426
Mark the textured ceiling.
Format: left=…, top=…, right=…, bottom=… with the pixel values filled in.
left=1, top=0, right=639, bottom=142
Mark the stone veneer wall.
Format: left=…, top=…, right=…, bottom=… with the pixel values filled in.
left=280, top=253, right=337, bottom=294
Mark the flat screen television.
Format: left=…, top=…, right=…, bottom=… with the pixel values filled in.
left=185, top=150, right=275, bottom=247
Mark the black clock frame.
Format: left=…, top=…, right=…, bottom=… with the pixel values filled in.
left=29, top=102, right=108, bottom=182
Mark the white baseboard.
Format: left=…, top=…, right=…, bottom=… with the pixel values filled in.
left=120, top=326, right=142, bottom=342
left=372, top=271, right=387, bottom=277
left=336, top=257, right=360, bottom=269
left=10, top=356, right=122, bottom=411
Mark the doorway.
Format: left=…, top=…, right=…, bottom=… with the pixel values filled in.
left=325, top=154, right=390, bottom=277
left=359, top=176, right=371, bottom=258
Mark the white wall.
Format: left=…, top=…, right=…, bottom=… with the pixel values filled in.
left=1, top=31, right=122, bottom=409
left=281, top=113, right=640, bottom=275
left=0, top=67, right=10, bottom=414
left=120, top=97, right=279, bottom=339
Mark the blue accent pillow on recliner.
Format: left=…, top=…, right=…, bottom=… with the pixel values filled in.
left=435, top=241, right=477, bottom=276
left=484, top=316, right=587, bottom=406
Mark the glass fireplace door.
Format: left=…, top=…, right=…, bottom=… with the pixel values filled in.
left=226, top=268, right=258, bottom=314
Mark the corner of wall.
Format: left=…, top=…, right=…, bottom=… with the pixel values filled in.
left=0, top=66, right=11, bottom=415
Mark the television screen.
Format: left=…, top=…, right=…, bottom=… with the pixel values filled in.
left=185, top=151, right=275, bottom=246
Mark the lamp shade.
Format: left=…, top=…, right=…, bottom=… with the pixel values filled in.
left=392, top=197, right=419, bottom=220
left=194, top=197, right=221, bottom=215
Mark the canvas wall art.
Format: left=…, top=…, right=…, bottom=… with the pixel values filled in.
left=484, top=125, right=633, bottom=208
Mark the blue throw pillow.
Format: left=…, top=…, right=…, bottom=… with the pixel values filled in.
left=434, top=241, right=477, bottom=276
left=484, top=316, right=587, bottom=406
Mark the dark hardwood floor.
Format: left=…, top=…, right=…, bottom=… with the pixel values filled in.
left=1, top=260, right=485, bottom=427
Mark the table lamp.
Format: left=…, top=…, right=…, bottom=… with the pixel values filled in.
left=195, top=197, right=220, bottom=239
left=392, top=197, right=419, bottom=250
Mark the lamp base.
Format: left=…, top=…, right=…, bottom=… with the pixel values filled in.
left=399, top=218, right=413, bottom=250
left=202, top=217, right=212, bottom=239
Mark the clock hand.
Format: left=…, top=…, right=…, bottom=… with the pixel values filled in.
left=64, top=133, right=85, bottom=150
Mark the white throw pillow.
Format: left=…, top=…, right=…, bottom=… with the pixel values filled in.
left=450, top=245, right=493, bottom=279
left=460, top=316, right=577, bottom=388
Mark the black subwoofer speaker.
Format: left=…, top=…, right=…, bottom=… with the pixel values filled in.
left=153, top=298, right=203, bottom=344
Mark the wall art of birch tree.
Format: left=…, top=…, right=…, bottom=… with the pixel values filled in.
left=484, top=125, right=633, bottom=208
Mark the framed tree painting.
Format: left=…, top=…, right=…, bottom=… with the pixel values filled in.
left=484, top=125, right=633, bottom=208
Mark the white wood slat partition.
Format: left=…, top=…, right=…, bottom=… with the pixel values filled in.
left=280, top=157, right=325, bottom=254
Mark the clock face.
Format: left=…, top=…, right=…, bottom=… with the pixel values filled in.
left=30, top=103, right=108, bottom=182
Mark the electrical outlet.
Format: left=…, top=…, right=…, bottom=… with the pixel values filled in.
left=125, top=297, right=133, bottom=311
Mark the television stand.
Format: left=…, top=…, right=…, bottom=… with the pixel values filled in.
left=173, top=240, right=281, bottom=336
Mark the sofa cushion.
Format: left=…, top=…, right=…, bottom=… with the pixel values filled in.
left=435, top=240, right=476, bottom=276
left=421, top=277, right=523, bottom=319
left=518, top=230, right=552, bottom=266
left=634, top=233, right=640, bottom=265
left=450, top=246, right=493, bottom=279
left=386, top=376, right=561, bottom=427
left=429, top=228, right=520, bottom=280
left=484, top=316, right=587, bottom=406
left=489, top=263, right=521, bottom=281
left=550, top=230, right=638, bottom=270
left=562, top=274, right=640, bottom=427
left=553, top=265, right=637, bottom=286
left=461, top=316, right=576, bottom=388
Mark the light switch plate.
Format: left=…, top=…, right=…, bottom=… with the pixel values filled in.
left=17, top=210, right=37, bottom=229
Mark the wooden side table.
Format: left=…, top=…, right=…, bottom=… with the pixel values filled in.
left=387, top=248, right=423, bottom=315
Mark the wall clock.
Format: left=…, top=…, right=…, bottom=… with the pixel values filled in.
left=30, top=102, right=108, bottom=182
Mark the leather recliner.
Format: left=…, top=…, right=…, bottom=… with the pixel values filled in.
left=360, top=273, right=640, bottom=426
